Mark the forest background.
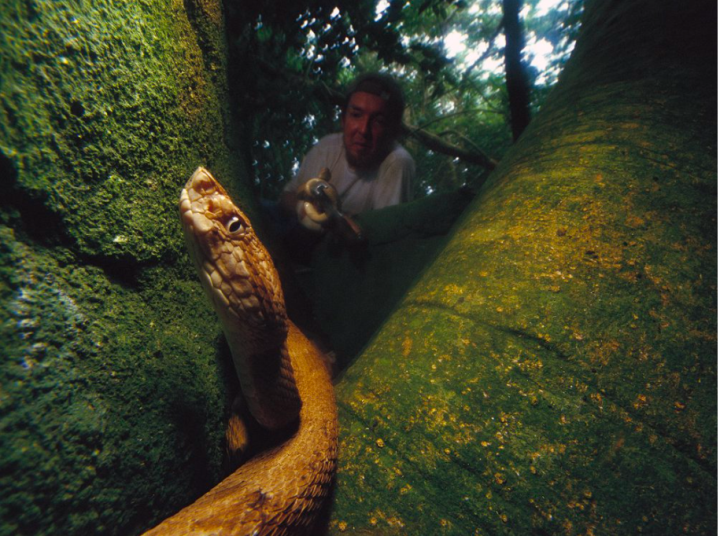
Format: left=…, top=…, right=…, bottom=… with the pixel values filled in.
left=225, top=0, right=584, bottom=201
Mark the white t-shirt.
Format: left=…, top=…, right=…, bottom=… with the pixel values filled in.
left=284, top=133, right=415, bottom=215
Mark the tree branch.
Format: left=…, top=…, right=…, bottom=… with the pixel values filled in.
left=403, top=124, right=498, bottom=169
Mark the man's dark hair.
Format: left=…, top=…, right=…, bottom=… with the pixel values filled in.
left=342, top=72, right=405, bottom=129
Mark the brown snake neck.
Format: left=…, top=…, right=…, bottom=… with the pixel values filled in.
left=144, top=167, right=338, bottom=535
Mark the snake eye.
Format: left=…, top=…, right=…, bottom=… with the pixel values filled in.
left=227, top=217, right=243, bottom=234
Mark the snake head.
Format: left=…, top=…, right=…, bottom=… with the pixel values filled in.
left=180, top=167, right=251, bottom=238
left=180, top=167, right=302, bottom=430
left=179, top=167, right=288, bottom=352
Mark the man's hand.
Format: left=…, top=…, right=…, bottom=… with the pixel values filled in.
left=295, top=174, right=338, bottom=232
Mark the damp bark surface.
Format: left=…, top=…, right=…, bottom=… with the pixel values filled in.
left=328, top=1, right=716, bottom=534
left=0, top=1, right=251, bottom=534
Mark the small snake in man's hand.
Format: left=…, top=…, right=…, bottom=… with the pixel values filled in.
left=144, top=167, right=338, bottom=535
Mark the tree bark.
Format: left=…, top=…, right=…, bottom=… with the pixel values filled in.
left=503, top=0, right=532, bottom=141
left=327, top=0, right=716, bottom=534
left=0, top=1, right=248, bottom=534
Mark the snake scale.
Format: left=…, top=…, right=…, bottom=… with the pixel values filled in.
left=144, top=167, right=338, bottom=535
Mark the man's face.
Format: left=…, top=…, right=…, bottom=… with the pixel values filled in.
left=342, top=91, right=395, bottom=170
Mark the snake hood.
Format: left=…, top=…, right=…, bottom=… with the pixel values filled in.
left=180, top=167, right=301, bottom=430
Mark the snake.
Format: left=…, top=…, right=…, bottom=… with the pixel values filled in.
left=144, top=167, right=338, bottom=535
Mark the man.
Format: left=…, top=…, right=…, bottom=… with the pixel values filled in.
left=280, top=72, right=415, bottom=224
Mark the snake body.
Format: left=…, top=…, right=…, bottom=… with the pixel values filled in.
left=144, top=167, right=338, bottom=535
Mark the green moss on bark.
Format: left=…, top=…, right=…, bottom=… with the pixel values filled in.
left=329, top=0, right=716, bottom=534
left=0, top=1, right=248, bottom=534
left=0, top=0, right=250, bottom=263
left=0, top=228, right=228, bottom=535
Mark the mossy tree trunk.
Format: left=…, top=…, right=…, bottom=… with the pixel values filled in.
left=328, top=0, right=716, bottom=534
left=0, top=1, right=251, bottom=534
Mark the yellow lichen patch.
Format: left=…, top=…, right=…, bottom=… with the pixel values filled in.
left=588, top=392, right=604, bottom=410
left=366, top=509, right=406, bottom=531
left=442, top=283, right=465, bottom=302
left=633, top=394, right=649, bottom=410
left=402, top=336, right=412, bottom=358
left=588, top=339, right=621, bottom=367
left=625, top=214, right=646, bottom=229
left=512, top=354, right=545, bottom=374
